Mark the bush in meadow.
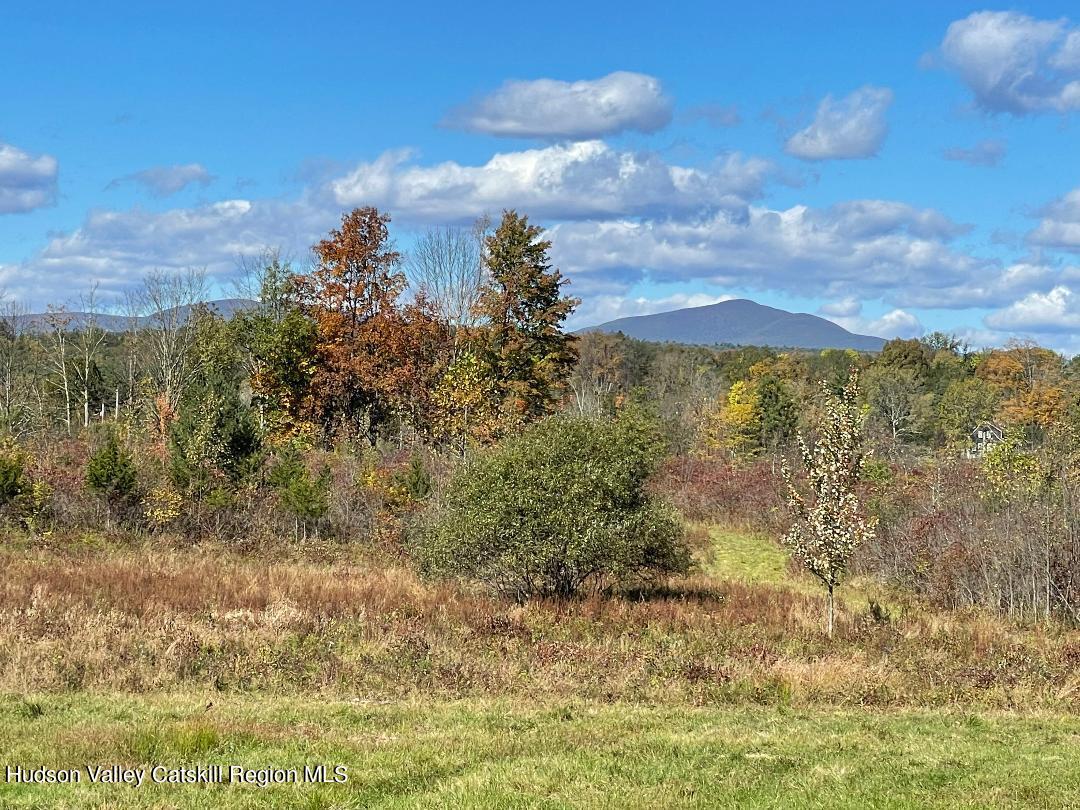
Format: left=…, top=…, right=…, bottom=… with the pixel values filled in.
left=415, top=410, right=687, bottom=600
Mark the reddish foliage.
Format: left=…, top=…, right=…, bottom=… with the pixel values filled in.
left=654, top=456, right=785, bottom=531
left=294, top=207, right=450, bottom=440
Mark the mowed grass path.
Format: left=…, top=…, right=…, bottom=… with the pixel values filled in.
left=701, top=526, right=793, bottom=585
left=701, top=525, right=898, bottom=610
left=0, top=693, right=1077, bottom=808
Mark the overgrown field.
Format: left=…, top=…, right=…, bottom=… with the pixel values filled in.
left=1, top=528, right=1076, bottom=807
left=1, top=530, right=1076, bottom=710
left=1, top=693, right=1078, bottom=808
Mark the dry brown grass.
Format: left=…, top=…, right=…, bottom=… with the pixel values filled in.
left=0, top=543, right=1076, bottom=710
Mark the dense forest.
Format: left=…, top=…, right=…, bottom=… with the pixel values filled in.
left=0, top=205, right=1076, bottom=624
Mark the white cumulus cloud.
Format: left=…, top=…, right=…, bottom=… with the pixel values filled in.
left=820, top=298, right=923, bottom=339
left=1028, top=188, right=1080, bottom=251
left=895, top=261, right=1057, bottom=309
left=785, top=86, right=893, bottom=161
left=328, top=140, right=773, bottom=223
left=985, top=285, right=1080, bottom=332
left=864, top=309, right=924, bottom=339
left=818, top=297, right=862, bottom=318
left=0, top=142, right=59, bottom=214
left=0, top=196, right=331, bottom=304
left=444, top=71, right=673, bottom=139
left=547, top=199, right=979, bottom=300
left=938, top=11, right=1080, bottom=114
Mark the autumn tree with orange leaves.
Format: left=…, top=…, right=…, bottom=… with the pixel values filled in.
left=295, top=207, right=448, bottom=442
left=978, top=340, right=1066, bottom=435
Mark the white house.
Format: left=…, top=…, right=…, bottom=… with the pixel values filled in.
left=967, top=422, right=1004, bottom=458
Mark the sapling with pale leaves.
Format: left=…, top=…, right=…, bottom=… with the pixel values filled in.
left=782, top=368, right=876, bottom=637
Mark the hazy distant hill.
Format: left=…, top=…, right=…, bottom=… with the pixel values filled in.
left=13, top=298, right=257, bottom=333
left=580, top=299, right=885, bottom=351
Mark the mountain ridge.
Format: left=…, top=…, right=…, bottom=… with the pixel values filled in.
left=9, top=298, right=257, bottom=333
left=578, top=298, right=885, bottom=351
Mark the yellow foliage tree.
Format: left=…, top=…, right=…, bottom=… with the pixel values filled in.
left=433, top=351, right=498, bottom=455
left=702, top=380, right=761, bottom=458
left=979, top=342, right=1066, bottom=431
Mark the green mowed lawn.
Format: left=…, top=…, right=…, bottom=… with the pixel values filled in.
left=0, top=693, right=1076, bottom=808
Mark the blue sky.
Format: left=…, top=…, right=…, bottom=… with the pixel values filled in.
left=4, top=2, right=1080, bottom=349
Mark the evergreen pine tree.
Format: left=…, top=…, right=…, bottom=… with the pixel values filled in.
left=86, top=431, right=137, bottom=500
left=169, top=367, right=262, bottom=495
left=268, top=445, right=331, bottom=539
left=478, top=210, right=579, bottom=422
left=0, top=441, right=28, bottom=505
left=86, top=430, right=138, bottom=526
left=392, top=451, right=432, bottom=501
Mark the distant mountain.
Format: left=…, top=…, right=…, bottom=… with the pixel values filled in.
left=13, top=298, right=257, bottom=333
left=579, top=299, right=885, bottom=351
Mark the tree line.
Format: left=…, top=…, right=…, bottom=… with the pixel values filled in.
left=0, top=204, right=1075, bottom=624
left=0, top=207, right=578, bottom=449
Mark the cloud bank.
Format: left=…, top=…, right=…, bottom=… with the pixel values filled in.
left=329, top=140, right=773, bottom=222
left=2, top=135, right=1078, bottom=351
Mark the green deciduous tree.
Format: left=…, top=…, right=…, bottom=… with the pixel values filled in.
left=234, top=254, right=318, bottom=439
left=878, top=338, right=932, bottom=380
left=701, top=374, right=795, bottom=458
left=754, top=373, right=797, bottom=450
left=939, top=377, right=998, bottom=446
left=864, top=365, right=923, bottom=444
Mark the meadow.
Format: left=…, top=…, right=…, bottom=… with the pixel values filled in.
left=0, top=527, right=1076, bottom=808
left=0, top=84, right=1078, bottom=809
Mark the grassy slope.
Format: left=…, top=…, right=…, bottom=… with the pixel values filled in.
left=701, top=525, right=900, bottom=610
left=0, top=693, right=1077, bottom=809
left=700, top=526, right=793, bottom=586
